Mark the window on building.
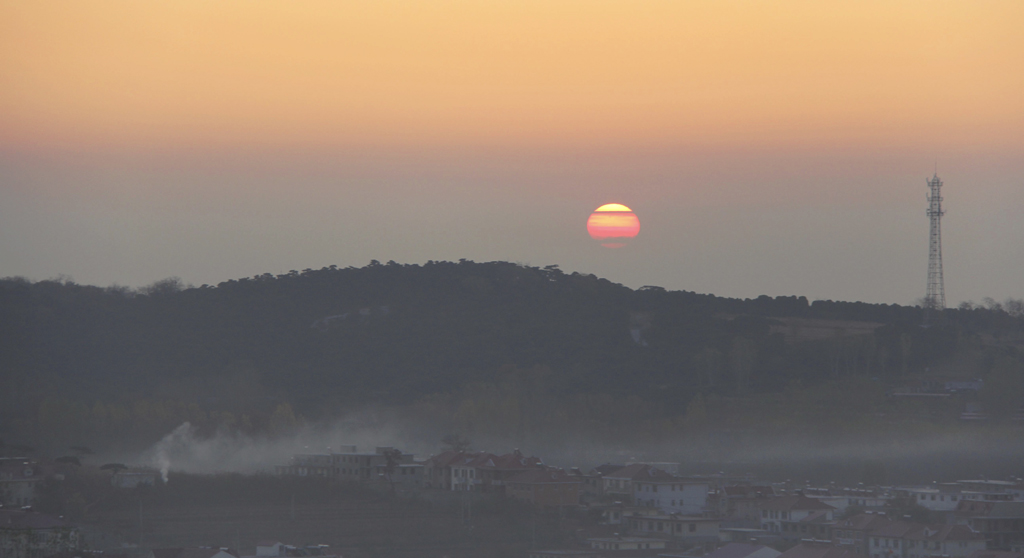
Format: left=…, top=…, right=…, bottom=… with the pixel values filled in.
left=690, top=523, right=697, bottom=532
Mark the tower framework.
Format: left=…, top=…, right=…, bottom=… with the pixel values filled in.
left=925, top=173, right=945, bottom=310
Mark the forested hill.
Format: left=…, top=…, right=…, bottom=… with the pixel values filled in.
left=2, top=260, right=1023, bottom=451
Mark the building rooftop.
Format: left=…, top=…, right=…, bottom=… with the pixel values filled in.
left=604, top=464, right=676, bottom=482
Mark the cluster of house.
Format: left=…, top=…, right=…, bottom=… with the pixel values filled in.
left=0, top=520, right=336, bottom=558
left=5, top=446, right=1024, bottom=558
left=146, top=541, right=337, bottom=558
left=273, top=446, right=1024, bottom=558
left=884, top=375, right=1024, bottom=422
left=0, top=457, right=48, bottom=509
left=1, top=507, right=82, bottom=558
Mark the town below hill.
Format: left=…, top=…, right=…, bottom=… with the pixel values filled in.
left=4, top=444, right=1024, bottom=558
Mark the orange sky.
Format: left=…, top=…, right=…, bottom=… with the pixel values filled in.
left=2, top=2, right=1023, bottom=303
left=2, top=1, right=1022, bottom=152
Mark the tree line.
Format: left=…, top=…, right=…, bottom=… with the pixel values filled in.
left=2, top=260, right=1022, bottom=453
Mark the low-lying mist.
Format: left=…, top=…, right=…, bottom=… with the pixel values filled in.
left=136, top=406, right=1024, bottom=486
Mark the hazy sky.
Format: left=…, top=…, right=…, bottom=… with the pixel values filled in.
left=2, top=1, right=1022, bottom=305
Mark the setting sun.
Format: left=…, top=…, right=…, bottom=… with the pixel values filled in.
left=587, top=204, right=640, bottom=248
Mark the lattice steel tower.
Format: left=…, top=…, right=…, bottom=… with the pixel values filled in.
left=925, top=172, right=946, bottom=311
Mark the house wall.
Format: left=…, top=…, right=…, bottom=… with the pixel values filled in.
left=0, top=462, right=43, bottom=508
left=604, top=477, right=633, bottom=495
left=450, top=465, right=478, bottom=491
left=869, top=535, right=985, bottom=558
left=904, top=539, right=985, bottom=558
left=0, top=525, right=80, bottom=558
left=834, top=527, right=872, bottom=555
left=633, top=481, right=708, bottom=514
left=761, top=509, right=832, bottom=533
left=629, top=515, right=720, bottom=541
left=779, top=520, right=830, bottom=541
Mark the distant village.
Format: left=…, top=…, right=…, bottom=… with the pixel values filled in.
left=5, top=437, right=1024, bottom=558
left=269, top=445, right=1024, bottom=558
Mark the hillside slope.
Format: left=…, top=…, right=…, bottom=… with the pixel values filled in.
left=2, top=260, right=1022, bottom=451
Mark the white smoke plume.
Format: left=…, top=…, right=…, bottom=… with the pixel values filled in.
left=141, top=410, right=442, bottom=476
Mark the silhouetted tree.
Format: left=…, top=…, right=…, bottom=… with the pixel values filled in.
left=441, top=434, right=471, bottom=453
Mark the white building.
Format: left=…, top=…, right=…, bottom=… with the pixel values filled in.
left=604, top=463, right=709, bottom=515
left=869, top=522, right=985, bottom=558
left=759, top=495, right=835, bottom=534
left=0, top=458, right=44, bottom=508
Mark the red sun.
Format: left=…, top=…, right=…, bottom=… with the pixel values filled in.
left=587, top=203, right=640, bottom=248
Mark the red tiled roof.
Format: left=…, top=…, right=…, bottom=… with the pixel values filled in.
left=488, top=451, right=542, bottom=470
left=460, top=453, right=498, bottom=468
left=424, top=450, right=464, bottom=467
left=799, top=510, right=833, bottom=523
left=427, top=450, right=543, bottom=470
left=590, top=463, right=626, bottom=476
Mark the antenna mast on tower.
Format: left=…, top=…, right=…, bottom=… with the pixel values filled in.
left=925, top=172, right=945, bottom=314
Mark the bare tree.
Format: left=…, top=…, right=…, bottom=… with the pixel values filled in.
left=441, top=434, right=471, bottom=453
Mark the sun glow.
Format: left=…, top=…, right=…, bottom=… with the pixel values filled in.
left=594, top=203, right=633, bottom=213
left=587, top=204, right=640, bottom=248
